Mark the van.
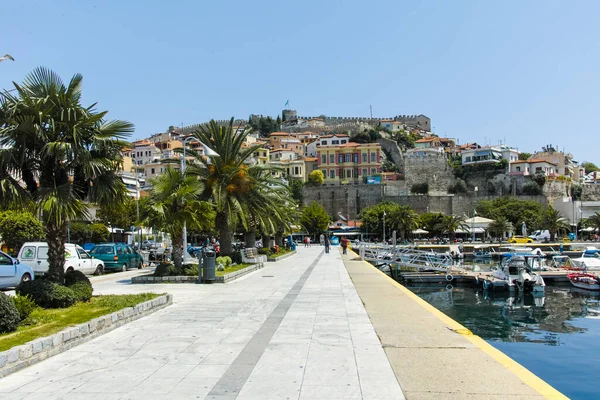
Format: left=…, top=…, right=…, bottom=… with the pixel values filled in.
left=88, top=243, right=143, bottom=272
left=17, top=242, right=105, bottom=276
left=528, top=230, right=551, bottom=242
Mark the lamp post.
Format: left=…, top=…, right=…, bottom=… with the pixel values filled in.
left=180, top=136, right=219, bottom=263
left=383, top=211, right=387, bottom=244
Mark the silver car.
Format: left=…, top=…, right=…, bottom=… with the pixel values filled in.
left=0, top=250, right=34, bottom=289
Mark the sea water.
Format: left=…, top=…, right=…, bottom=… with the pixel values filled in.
left=409, top=284, right=600, bottom=400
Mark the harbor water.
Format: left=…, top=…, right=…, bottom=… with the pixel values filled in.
left=408, top=284, right=600, bottom=400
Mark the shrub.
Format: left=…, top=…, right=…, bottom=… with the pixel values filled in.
left=183, top=264, right=198, bottom=276
left=16, top=279, right=76, bottom=309
left=69, top=282, right=93, bottom=302
left=410, top=182, right=429, bottom=194
left=230, top=251, right=242, bottom=265
left=11, top=294, right=38, bottom=321
left=216, top=256, right=232, bottom=267
left=447, top=179, right=467, bottom=194
left=64, top=270, right=91, bottom=287
left=258, top=248, right=272, bottom=256
left=154, top=262, right=178, bottom=277
left=522, top=181, right=542, bottom=195
left=0, top=292, right=20, bottom=333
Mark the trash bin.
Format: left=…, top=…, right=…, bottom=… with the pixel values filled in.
left=201, top=249, right=217, bottom=283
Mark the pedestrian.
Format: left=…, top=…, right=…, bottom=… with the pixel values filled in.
left=324, top=235, right=330, bottom=254
left=304, top=237, right=308, bottom=248
left=307, top=237, right=311, bottom=247
left=341, top=237, right=348, bottom=255
left=320, top=234, right=325, bottom=246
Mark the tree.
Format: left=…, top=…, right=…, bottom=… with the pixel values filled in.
left=477, top=196, right=544, bottom=231
left=309, top=170, right=324, bottom=186
left=360, top=202, right=399, bottom=240
left=571, top=184, right=582, bottom=201
left=289, top=179, right=304, bottom=206
left=532, top=172, right=546, bottom=187
left=537, top=206, right=570, bottom=239
left=582, top=162, right=599, bottom=173
left=0, top=211, right=44, bottom=255
left=435, top=215, right=468, bottom=241
left=448, top=179, right=467, bottom=194
left=96, top=197, right=138, bottom=231
left=486, top=217, right=511, bottom=239
left=350, top=132, right=371, bottom=144
left=0, top=67, right=132, bottom=283
left=185, top=119, right=291, bottom=255
left=411, top=182, right=429, bottom=194
left=418, top=212, right=446, bottom=237
left=518, top=152, right=532, bottom=161
left=141, top=167, right=208, bottom=268
left=248, top=116, right=279, bottom=137
left=389, top=205, right=419, bottom=241
left=584, top=212, right=600, bottom=232
left=522, top=181, right=543, bottom=195
left=299, top=201, right=330, bottom=238
left=69, top=222, right=109, bottom=245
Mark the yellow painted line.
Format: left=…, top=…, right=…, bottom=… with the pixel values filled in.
left=347, top=249, right=568, bottom=400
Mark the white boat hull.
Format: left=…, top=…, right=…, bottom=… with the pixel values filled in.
left=570, top=281, right=600, bottom=291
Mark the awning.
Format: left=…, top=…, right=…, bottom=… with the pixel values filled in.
left=412, top=229, right=429, bottom=234
left=456, top=227, right=486, bottom=234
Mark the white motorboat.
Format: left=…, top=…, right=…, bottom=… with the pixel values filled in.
left=567, top=273, right=600, bottom=291
left=571, top=247, right=600, bottom=270
left=492, top=255, right=546, bottom=292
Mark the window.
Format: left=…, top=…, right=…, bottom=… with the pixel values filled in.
left=21, top=246, right=36, bottom=260
left=340, top=169, right=345, bottom=179
left=354, top=168, right=359, bottom=177
left=341, top=140, right=347, bottom=144
left=90, top=246, right=114, bottom=255
left=371, top=153, right=376, bottom=162
left=371, top=168, right=377, bottom=175
left=151, top=168, right=155, bottom=174
left=362, top=153, right=367, bottom=162
left=322, top=170, right=327, bottom=177
left=347, top=169, right=352, bottom=178
left=330, top=154, right=334, bottom=164
left=117, top=246, right=125, bottom=255
left=516, top=166, right=521, bottom=172
left=294, top=166, right=299, bottom=175
left=0, top=253, right=12, bottom=265
left=38, top=247, right=48, bottom=259
left=332, top=140, right=339, bottom=145
left=353, top=154, right=358, bottom=163
left=345, top=154, right=351, bottom=163
left=322, top=140, right=328, bottom=145
left=362, top=168, right=367, bottom=176
left=125, top=247, right=133, bottom=254
left=339, top=155, right=344, bottom=163
left=321, top=155, right=326, bottom=164
left=330, top=170, right=335, bottom=179
left=466, top=156, right=471, bottom=162
left=77, top=249, right=90, bottom=259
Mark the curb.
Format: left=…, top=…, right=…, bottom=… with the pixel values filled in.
left=267, top=250, right=297, bottom=262
left=131, top=263, right=265, bottom=284
left=0, top=294, right=173, bottom=379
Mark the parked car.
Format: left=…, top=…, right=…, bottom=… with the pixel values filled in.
left=0, top=251, right=34, bottom=289
left=18, top=242, right=104, bottom=276
left=507, top=236, right=534, bottom=244
left=528, top=230, right=551, bottom=242
left=141, top=240, right=158, bottom=250
left=89, top=243, right=143, bottom=272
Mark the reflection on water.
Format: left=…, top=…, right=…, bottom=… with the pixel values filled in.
left=410, top=285, right=600, bottom=399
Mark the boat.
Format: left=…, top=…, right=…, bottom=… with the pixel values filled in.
left=473, top=245, right=494, bottom=259
left=571, top=247, right=600, bottom=270
left=550, top=255, right=582, bottom=270
left=492, top=255, right=546, bottom=292
left=498, top=251, right=546, bottom=271
left=567, top=273, right=600, bottom=291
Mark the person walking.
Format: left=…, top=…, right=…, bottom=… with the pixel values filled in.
left=304, top=237, right=309, bottom=248
left=307, top=237, right=311, bottom=247
left=341, top=237, right=348, bottom=255
left=324, top=235, right=330, bottom=254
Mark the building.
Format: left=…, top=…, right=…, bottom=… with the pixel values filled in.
left=317, top=142, right=382, bottom=185
left=531, top=146, right=579, bottom=179
left=510, top=159, right=559, bottom=177
left=268, top=132, right=294, bottom=148
left=318, top=134, right=349, bottom=147
left=270, top=149, right=297, bottom=162
left=130, top=140, right=162, bottom=166
left=461, top=145, right=519, bottom=166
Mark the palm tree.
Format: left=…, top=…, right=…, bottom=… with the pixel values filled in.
left=538, top=206, right=570, bottom=239
left=389, top=206, right=419, bottom=241
left=0, top=67, right=132, bottom=283
left=435, top=215, right=469, bottom=241
left=142, top=167, right=210, bottom=268
left=487, top=216, right=511, bottom=240
left=584, top=212, right=600, bottom=234
left=184, top=119, right=295, bottom=255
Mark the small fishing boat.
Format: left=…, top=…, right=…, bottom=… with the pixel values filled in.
left=567, top=273, right=600, bottom=291
left=492, top=255, right=546, bottom=292
left=473, top=245, right=494, bottom=259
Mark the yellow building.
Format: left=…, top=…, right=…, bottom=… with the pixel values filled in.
left=317, top=142, right=382, bottom=185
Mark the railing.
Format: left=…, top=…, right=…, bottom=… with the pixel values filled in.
left=358, top=243, right=454, bottom=273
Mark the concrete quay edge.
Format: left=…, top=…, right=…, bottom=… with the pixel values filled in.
left=344, top=249, right=568, bottom=400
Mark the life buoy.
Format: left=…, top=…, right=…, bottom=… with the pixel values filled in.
left=445, top=274, right=453, bottom=282
left=446, top=284, right=454, bottom=291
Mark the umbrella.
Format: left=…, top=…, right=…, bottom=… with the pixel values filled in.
left=412, top=229, right=429, bottom=234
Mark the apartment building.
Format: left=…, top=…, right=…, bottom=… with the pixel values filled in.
left=317, top=142, right=381, bottom=185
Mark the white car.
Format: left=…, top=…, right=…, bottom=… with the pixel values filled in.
left=0, top=250, right=34, bottom=289
left=18, top=242, right=105, bottom=276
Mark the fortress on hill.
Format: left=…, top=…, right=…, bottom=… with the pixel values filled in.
left=175, top=109, right=431, bottom=136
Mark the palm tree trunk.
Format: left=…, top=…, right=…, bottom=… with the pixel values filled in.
left=275, top=231, right=284, bottom=247
left=261, top=234, right=271, bottom=249
left=244, top=229, right=256, bottom=248
left=217, top=211, right=233, bottom=255
left=46, top=221, right=67, bottom=283
left=172, top=232, right=184, bottom=269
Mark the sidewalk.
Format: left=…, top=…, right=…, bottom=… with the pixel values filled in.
left=0, top=247, right=404, bottom=400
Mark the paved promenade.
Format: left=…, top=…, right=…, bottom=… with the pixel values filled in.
left=0, top=247, right=404, bottom=399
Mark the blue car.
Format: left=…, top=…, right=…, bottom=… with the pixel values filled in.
left=0, top=250, right=34, bottom=289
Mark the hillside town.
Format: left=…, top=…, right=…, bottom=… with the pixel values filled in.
left=120, top=109, right=600, bottom=230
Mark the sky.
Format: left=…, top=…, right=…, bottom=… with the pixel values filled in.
left=2, top=0, right=600, bottom=162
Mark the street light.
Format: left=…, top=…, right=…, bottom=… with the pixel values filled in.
left=383, top=211, right=387, bottom=244
left=181, top=136, right=219, bottom=263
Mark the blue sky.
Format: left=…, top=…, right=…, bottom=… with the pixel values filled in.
left=2, top=0, right=599, bottom=162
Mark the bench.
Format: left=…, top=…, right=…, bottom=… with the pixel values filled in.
left=242, top=248, right=266, bottom=265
